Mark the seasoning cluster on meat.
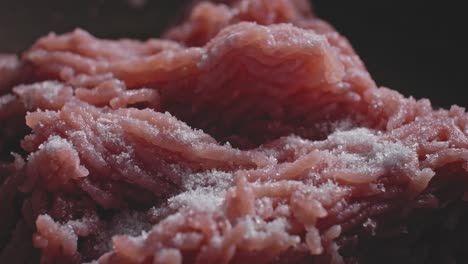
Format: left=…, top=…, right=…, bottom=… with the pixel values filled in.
left=1, top=0, right=468, bottom=263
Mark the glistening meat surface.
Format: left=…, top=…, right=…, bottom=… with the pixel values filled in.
left=1, top=0, right=468, bottom=263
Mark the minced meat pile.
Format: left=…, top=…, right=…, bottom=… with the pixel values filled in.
left=1, top=0, right=468, bottom=263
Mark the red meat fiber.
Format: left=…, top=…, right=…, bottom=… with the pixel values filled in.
left=1, top=0, right=468, bottom=263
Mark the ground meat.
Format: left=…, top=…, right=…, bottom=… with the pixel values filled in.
left=0, top=55, right=29, bottom=95
left=0, top=0, right=467, bottom=263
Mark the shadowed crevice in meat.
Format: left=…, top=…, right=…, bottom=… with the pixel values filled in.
left=0, top=0, right=468, bottom=263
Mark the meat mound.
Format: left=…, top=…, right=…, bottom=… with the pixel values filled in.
left=1, top=0, right=468, bottom=263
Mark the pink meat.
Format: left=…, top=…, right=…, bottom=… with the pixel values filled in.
left=0, top=0, right=467, bottom=263
left=25, top=22, right=371, bottom=148
left=0, top=55, right=29, bottom=95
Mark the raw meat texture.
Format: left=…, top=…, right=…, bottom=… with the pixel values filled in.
left=24, top=1, right=375, bottom=147
left=0, top=56, right=33, bottom=159
left=0, top=0, right=467, bottom=263
left=164, top=0, right=315, bottom=46
left=22, top=100, right=267, bottom=207
left=0, top=55, right=31, bottom=95
left=0, top=155, right=24, bottom=249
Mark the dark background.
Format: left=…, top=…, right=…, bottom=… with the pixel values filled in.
left=0, top=0, right=466, bottom=108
